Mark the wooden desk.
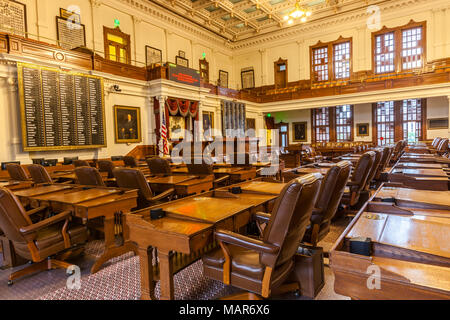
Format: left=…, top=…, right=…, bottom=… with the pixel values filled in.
left=13, top=184, right=138, bottom=273
left=127, top=180, right=284, bottom=300
left=295, top=167, right=330, bottom=175
left=330, top=187, right=450, bottom=299
left=147, top=175, right=197, bottom=193
left=173, top=176, right=214, bottom=196
left=395, top=163, right=444, bottom=169
left=391, top=168, right=449, bottom=178
left=374, top=187, right=450, bottom=210
left=237, top=180, right=286, bottom=195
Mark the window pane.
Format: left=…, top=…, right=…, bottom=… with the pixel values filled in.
left=312, top=47, right=329, bottom=81
left=375, top=101, right=395, bottom=145
left=335, top=105, right=353, bottom=142
left=402, top=27, right=423, bottom=70
left=375, top=32, right=395, bottom=74
left=334, top=42, right=350, bottom=79
left=313, top=107, right=330, bottom=143
left=107, top=33, right=126, bottom=45
left=401, top=99, right=422, bottom=143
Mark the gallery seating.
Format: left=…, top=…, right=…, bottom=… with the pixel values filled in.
left=202, top=173, right=322, bottom=298
left=0, top=187, right=88, bottom=285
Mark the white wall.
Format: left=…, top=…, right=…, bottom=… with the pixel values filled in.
left=427, top=96, right=449, bottom=139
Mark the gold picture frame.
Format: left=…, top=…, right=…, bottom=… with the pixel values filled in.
left=292, top=122, right=307, bottom=142
left=356, top=123, right=370, bottom=137
left=114, top=106, right=142, bottom=144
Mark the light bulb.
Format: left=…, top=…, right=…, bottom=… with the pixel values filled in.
left=306, top=11, right=312, bottom=17
left=301, top=17, right=307, bottom=23
left=283, top=15, right=289, bottom=21
left=288, top=19, right=293, bottom=25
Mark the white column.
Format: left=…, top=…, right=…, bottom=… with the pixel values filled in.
left=164, top=30, right=171, bottom=62
left=296, top=40, right=304, bottom=80
left=259, top=49, right=267, bottom=86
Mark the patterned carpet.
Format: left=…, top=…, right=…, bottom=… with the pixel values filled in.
left=0, top=218, right=350, bottom=300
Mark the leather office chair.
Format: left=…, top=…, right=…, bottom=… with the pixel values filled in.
left=202, top=173, right=322, bottom=299
left=375, top=146, right=393, bottom=181
left=6, top=164, right=29, bottom=182
left=302, top=146, right=323, bottom=164
left=341, top=151, right=375, bottom=207
left=74, top=167, right=106, bottom=187
left=186, top=158, right=230, bottom=189
left=123, top=156, right=139, bottom=168
left=73, top=160, right=91, bottom=168
left=146, top=158, right=172, bottom=176
left=390, top=140, right=404, bottom=164
left=113, top=168, right=174, bottom=210
left=0, top=187, right=87, bottom=285
left=436, top=139, right=449, bottom=155
left=98, top=160, right=116, bottom=179
left=302, top=161, right=352, bottom=247
left=364, top=150, right=382, bottom=189
left=431, top=137, right=441, bottom=149
left=27, top=164, right=53, bottom=184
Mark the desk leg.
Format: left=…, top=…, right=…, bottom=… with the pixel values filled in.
left=158, top=249, right=175, bottom=300
left=139, top=246, right=156, bottom=300
left=91, top=215, right=138, bottom=274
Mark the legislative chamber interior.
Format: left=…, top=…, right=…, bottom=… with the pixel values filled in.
left=0, top=0, right=449, bottom=301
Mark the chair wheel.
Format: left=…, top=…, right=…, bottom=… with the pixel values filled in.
left=7, top=280, right=13, bottom=286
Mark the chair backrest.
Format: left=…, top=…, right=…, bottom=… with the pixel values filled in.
left=349, top=151, right=376, bottom=193
left=261, top=173, right=321, bottom=268
left=73, top=160, right=90, bottom=168
left=186, top=158, right=214, bottom=176
left=146, top=158, right=172, bottom=175
left=6, top=164, right=28, bottom=181
left=376, top=146, right=393, bottom=179
left=365, top=150, right=383, bottom=187
left=437, top=139, right=449, bottom=152
left=28, top=164, right=53, bottom=184
left=1, top=161, right=20, bottom=171
left=97, top=160, right=116, bottom=179
left=113, top=168, right=154, bottom=206
left=320, top=161, right=352, bottom=224
left=63, top=157, right=79, bottom=165
left=123, top=156, right=138, bottom=168
left=0, top=188, right=32, bottom=244
left=75, top=167, right=106, bottom=187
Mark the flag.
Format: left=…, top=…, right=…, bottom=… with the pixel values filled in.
left=161, top=112, right=169, bottom=155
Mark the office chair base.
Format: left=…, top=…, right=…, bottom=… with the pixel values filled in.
left=7, top=258, right=75, bottom=285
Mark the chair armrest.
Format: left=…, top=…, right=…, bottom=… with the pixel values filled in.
left=25, top=205, right=49, bottom=217
left=19, top=210, right=72, bottom=236
left=215, top=230, right=279, bottom=255
left=254, top=212, right=271, bottom=224
left=150, top=188, right=175, bottom=202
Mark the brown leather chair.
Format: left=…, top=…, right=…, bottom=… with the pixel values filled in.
left=6, top=164, right=29, bottom=182
left=390, top=140, right=404, bottom=164
left=431, top=137, right=441, bottom=149
left=146, top=158, right=172, bottom=176
left=374, top=146, right=393, bottom=181
left=187, top=158, right=230, bottom=189
left=113, top=168, right=174, bottom=210
left=364, top=150, right=382, bottom=189
left=123, top=156, right=138, bottom=168
left=302, top=146, right=323, bottom=164
left=98, top=160, right=116, bottom=179
left=74, top=167, right=106, bottom=187
left=0, top=187, right=87, bottom=285
left=73, top=160, right=91, bottom=168
left=341, top=151, right=375, bottom=207
left=436, top=139, right=449, bottom=155
left=302, top=161, right=352, bottom=246
left=27, top=164, right=53, bottom=184
left=202, top=173, right=322, bottom=298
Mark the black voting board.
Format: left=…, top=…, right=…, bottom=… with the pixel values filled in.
left=17, top=63, right=106, bottom=151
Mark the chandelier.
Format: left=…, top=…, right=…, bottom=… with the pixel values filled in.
left=283, top=1, right=312, bottom=25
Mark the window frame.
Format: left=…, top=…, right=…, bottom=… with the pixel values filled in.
left=103, top=26, right=131, bottom=65
left=310, top=36, right=353, bottom=83
left=371, top=20, right=426, bottom=75
left=311, top=105, right=354, bottom=144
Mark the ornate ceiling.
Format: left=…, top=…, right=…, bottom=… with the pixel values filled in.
left=148, top=0, right=375, bottom=41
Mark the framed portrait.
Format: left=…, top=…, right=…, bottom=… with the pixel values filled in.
left=175, top=55, right=189, bottom=68
left=292, top=122, right=307, bottom=142
left=218, top=70, right=229, bottom=88
left=114, top=106, right=142, bottom=143
left=356, top=123, right=369, bottom=137
left=0, top=0, right=28, bottom=37
left=59, top=7, right=81, bottom=24
left=178, top=50, right=185, bottom=58
left=202, top=111, right=214, bottom=138
left=56, top=16, right=86, bottom=50
left=241, top=68, right=255, bottom=89
left=145, top=45, right=162, bottom=66
left=169, top=116, right=185, bottom=141
left=427, top=118, right=448, bottom=130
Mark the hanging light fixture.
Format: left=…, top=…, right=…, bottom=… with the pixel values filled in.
left=283, top=1, right=312, bottom=25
